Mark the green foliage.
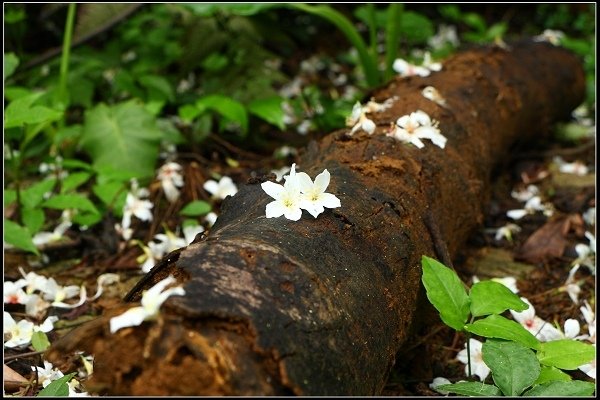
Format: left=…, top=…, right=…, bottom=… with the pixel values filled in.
left=4, top=52, right=19, bottom=80
left=247, top=97, right=286, bottom=130
left=482, top=340, right=540, bottom=396
left=31, top=331, right=51, bottom=352
left=523, top=380, right=596, bottom=397
left=36, top=373, right=77, bottom=397
left=421, top=256, right=595, bottom=397
left=421, top=255, right=470, bottom=331
left=180, top=201, right=212, bottom=217
left=4, top=219, right=39, bottom=255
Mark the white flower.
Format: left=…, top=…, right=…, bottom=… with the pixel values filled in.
left=553, top=156, right=588, bottom=175
left=32, top=361, right=64, bottom=387
left=4, top=312, right=58, bottom=348
left=204, top=212, right=218, bottom=227
left=580, top=300, right=596, bottom=344
left=272, top=166, right=291, bottom=182
left=19, top=268, right=49, bottom=295
left=456, top=338, right=490, bottom=381
left=296, top=169, right=342, bottom=218
left=203, top=176, right=238, bottom=200
left=183, top=224, right=204, bottom=245
left=4, top=280, right=29, bottom=304
left=510, top=297, right=561, bottom=342
left=90, top=273, right=120, bottom=301
left=387, top=110, right=447, bottom=149
left=345, top=98, right=396, bottom=136
left=121, top=182, right=153, bottom=230
left=490, top=223, right=521, bottom=241
left=23, top=294, right=51, bottom=318
left=157, top=162, right=184, bottom=203
left=429, top=377, right=452, bottom=394
left=582, top=207, right=595, bottom=226
left=573, top=231, right=596, bottom=275
left=421, top=86, right=448, bottom=109
left=392, top=58, right=431, bottom=77
left=261, top=163, right=303, bottom=221
left=32, top=220, right=72, bottom=247
left=511, top=184, right=539, bottom=202
left=109, top=276, right=185, bottom=333
left=507, top=196, right=553, bottom=220
left=560, top=264, right=582, bottom=304
left=422, top=51, right=442, bottom=72
left=533, top=29, right=565, bottom=46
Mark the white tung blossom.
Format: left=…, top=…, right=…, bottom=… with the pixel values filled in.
left=203, top=176, right=238, bottom=200
left=296, top=169, right=342, bottom=218
left=4, top=312, right=58, bottom=348
left=345, top=98, right=396, bottom=136
left=510, top=297, right=561, bottom=342
left=157, top=162, right=184, bottom=203
left=553, top=156, right=589, bottom=176
left=121, top=179, right=153, bottom=232
left=109, top=276, right=185, bottom=333
left=421, top=86, right=449, bottom=109
left=456, top=338, right=490, bottom=381
left=506, top=195, right=553, bottom=220
left=387, top=110, right=447, bottom=149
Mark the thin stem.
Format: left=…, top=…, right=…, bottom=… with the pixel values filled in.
left=366, top=4, right=378, bottom=60
left=384, top=4, right=402, bottom=82
left=58, top=3, right=76, bottom=108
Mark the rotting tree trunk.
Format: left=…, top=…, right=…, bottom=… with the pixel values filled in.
left=47, top=41, right=585, bottom=396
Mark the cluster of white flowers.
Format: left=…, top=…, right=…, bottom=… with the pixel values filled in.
left=137, top=225, right=204, bottom=273
left=32, top=210, right=74, bottom=248
left=32, top=360, right=90, bottom=396
left=115, top=179, right=154, bottom=241
left=552, top=156, right=589, bottom=176
left=393, top=52, right=442, bottom=77
left=203, top=176, right=238, bottom=200
left=506, top=183, right=554, bottom=220
left=387, top=110, right=447, bottom=149
left=261, top=164, right=341, bottom=221
left=109, top=275, right=185, bottom=333
left=345, top=97, right=397, bottom=135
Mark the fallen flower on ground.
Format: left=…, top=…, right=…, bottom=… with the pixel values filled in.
left=109, top=275, right=185, bottom=333
left=262, top=163, right=303, bottom=221
left=204, top=212, right=218, bottom=227
left=421, top=86, right=449, bottom=109
left=533, top=29, right=565, bottom=45
left=296, top=168, right=342, bottom=218
left=203, top=176, right=238, bottom=200
left=511, top=184, right=539, bottom=202
left=157, top=161, right=184, bottom=203
left=552, top=156, right=589, bottom=175
left=510, top=297, right=561, bottom=342
left=580, top=300, right=596, bottom=344
left=456, top=338, right=490, bottom=381
left=506, top=195, right=553, bottom=220
left=572, top=231, right=596, bottom=275
left=387, top=110, right=447, bottom=149
left=345, top=98, right=396, bottom=135
left=121, top=179, right=153, bottom=231
left=183, top=224, right=204, bottom=245
left=487, top=222, right=521, bottom=241
left=4, top=312, right=58, bottom=348
left=429, top=377, right=452, bottom=395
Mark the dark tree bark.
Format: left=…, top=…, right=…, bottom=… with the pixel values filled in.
left=48, top=41, right=585, bottom=396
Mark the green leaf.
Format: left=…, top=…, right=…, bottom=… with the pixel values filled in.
left=60, top=172, right=92, bottom=193
left=178, top=104, right=202, bottom=123
left=4, top=219, right=39, bottom=255
left=180, top=200, right=212, bottom=217
left=248, top=97, right=286, bottom=130
left=22, top=179, right=57, bottom=209
left=21, top=207, right=45, bottom=234
left=37, top=372, right=77, bottom=397
left=437, top=381, right=502, bottom=396
left=4, top=92, right=63, bottom=129
left=61, top=158, right=92, bottom=171
left=4, top=52, right=19, bottom=80
left=537, top=339, right=596, bottom=370
left=31, top=331, right=51, bottom=351
left=92, top=181, right=126, bottom=207
left=466, top=314, right=541, bottom=351
left=469, top=281, right=529, bottom=317
left=138, top=75, right=175, bottom=103
left=523, top=380, right=596, bottom=397
left=421, top=255, right=470, bottom=331
left=196, top=95, right=248, bottom=134
left=398, top=11, right=434, bottom=45
left=533, top=366, right=572, bottom=385
left=81, top=101, right=164, bottom=179
left=43, top=194, right=99, bottom=214
left=4, top=189, right=17, bottom=207
left=72, top=211, right=102, bottom=227
left=483, top=339, right=540, bottom=396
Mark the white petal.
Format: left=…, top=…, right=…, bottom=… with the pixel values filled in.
left=319, top=193, right=341, bottom=209
left=564, top=319, right=581, bottom=338
left=109, top=307, right=148, bottom=333
left=396, top=115, right=410, bottom=128
left=284, top=206, right=303, bottom=221
left=313, top=169, right=331, bottom=193
left=265, top=201, right=285, bottom=218
left=362, top=118, right=376, bottom=134
left=261, top=181, right=284, bottom=199
left=507, top=209, right=528, bottom=220
left=296, top=172, right=314, bottom=193
left=203, top=180, right=219, bottom=196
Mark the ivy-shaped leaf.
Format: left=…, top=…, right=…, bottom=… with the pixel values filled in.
left=482, top=339, right=540, bottom=396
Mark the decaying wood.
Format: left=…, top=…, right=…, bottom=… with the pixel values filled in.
left=47, top=41, right=585, bottom=396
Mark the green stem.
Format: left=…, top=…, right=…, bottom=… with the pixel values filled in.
left=289, top=3, right=380, bottom=88
left=384, top=3, right=402, bottom=82
left=58, top=3, right=76, bottom=108
left=366, top=4, right=378, bottom=60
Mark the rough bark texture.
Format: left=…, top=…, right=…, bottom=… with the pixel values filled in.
left=47, top=41, right=585, bottom=396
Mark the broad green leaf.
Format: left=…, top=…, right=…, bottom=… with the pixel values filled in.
left=398, top=11, right=434, bottom=45
left=72, top=211, right=102, bottom=227
left=4, top=92, right=63, bottom=129
left=4, top=219, right=39, bottom=255
left=61, top=158, right=92, bottom=171
left=4, top=189, right=17, bottom=206
left=421, top=255, right=470, bottom=331
left=533, top=366, right=572, bottom=385
left=54, top=125, right=84, bottom=148
left=92, top=181, right=126, bottom=207
left=180, top=200, right=212, bottom=217
left=138, top=75, right=175, bottom=103
left=537, top=339, right=596, bottom=370
left=21, top=207, right=45, bottom=234
left=523, top=380, right=596, bottom=397
left=94, top=165, right=139, bottom=184
left=196, top=95, right=248, bottom=134
left=31, top=331, right=51, bottom=351
left=81, top=101, right=164, bottom=179
left=5, top=52, right=19, bottom=80
left=37, top=372, right=77, bottom=397
left=21, top=179, right=57, bottom=209
left=470, top=281, right=528, bottom=317
left=483, top=339, right=540, bottom=396
left=43, top=194, right=99, bottom=214
left=248, top=97, right=286, bottom=130
left=178, top=104, right=202, bottom=123
left=437, top=381, right=502, bottom=397
left=60, top=172, right=92, bottom=193
left=463, top=12, right=487, bottom=33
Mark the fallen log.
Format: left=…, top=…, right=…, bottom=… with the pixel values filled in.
left=47, top=40, right=585, bottom=396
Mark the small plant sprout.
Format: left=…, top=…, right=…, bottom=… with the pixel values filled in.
left=387, top=110, right=447, bottom=149
left=261, top=163, right=341, bottom=221
left=203, top=176, right=238, bottom=200
left=456, top=338, right=491, bottom=381
left=3, top=312, right=58, bottom=348
left=109, top=275, right=185, bottom=334
left=421, top=86, right=449, bottom=109
left=157, top=161, right=184, bottom=203
left=345, top=98, right=396, bottom=135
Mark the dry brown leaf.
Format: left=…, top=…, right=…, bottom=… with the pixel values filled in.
left=516, top=214, right=581, bottom=264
